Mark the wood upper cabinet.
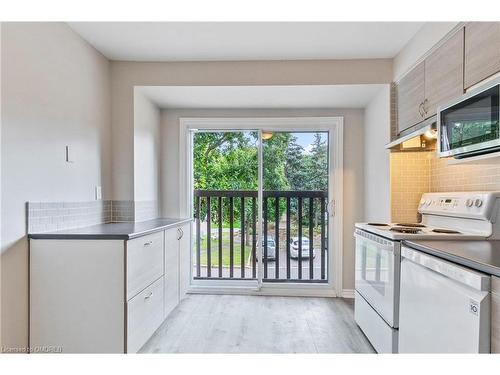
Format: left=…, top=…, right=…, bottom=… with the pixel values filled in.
left=424, top=29, right=464, bottom=117
left=396, top=61, right=425, bottom=133
left=396, top=28, right=465, bottom=133
left=464, top=22, right=500, bottom=89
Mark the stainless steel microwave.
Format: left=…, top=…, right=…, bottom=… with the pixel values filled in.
left=438, top=77, right=500, bottom=158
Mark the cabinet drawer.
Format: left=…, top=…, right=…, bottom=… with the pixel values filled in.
left=127, top=277, right=164, bottom=353
left=126, top=231, right=164, bottom=300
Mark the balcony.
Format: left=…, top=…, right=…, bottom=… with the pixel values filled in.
left=194, top=190, right=328, bottom=283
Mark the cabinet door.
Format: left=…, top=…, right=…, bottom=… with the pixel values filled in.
left=396, top=61, right=425, bottom=133
left=424, top=29, right=464, bottom=117
left=179, top=223, right=192, bottom=300
left=164, top=227, right=180, bottom=318
left=464, top=22, right=500, bottom=89
left=492, top=276, right=500, bottom=353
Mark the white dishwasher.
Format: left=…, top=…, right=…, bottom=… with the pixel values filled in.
left=399, top=246, right=491, bottom=353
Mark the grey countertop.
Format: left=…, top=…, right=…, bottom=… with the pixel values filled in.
left=28, top=218, right=193, bottom=240
left=403, top=240, right=500, bottom=277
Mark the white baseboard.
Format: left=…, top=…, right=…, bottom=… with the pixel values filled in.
left=340, top=289, right=355, bottom=298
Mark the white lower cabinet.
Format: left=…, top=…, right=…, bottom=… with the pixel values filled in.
left=30, top=222, right=192, bottom=353
left=164, top=223, right=192, bottom=318
left=127, top=231, right=164, bottom=300
left=179, top=223, right=192, bottom=300
left=492, top=276, right=500, bottom=353
left=127, top=277, right=165, bottom=353
left=164, top=228, right=180, bottom=317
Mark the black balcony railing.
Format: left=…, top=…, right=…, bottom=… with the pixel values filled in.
left=194, top=190, right=328, bottom=283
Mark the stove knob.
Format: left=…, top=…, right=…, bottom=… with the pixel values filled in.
left=474, top=199, right=483, bottom=207
left=466, top=198, right=474, bottom=207
left=425, top=199, right=432, bottom=206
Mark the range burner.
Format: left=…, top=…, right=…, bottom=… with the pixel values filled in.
left=395, top=223, right=426, bottom=228
left=367, top=223, right=390, bottom=226
left=432, top=228, right=461, bottom=234
left=390, top=227, right=422, bottom=234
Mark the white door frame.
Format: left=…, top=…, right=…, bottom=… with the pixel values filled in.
left=179, top=117, right=344, bottom=297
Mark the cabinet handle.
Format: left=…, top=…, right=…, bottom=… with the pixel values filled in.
left=144, top=291, right=153, bottom=300
left=144, top=241, right=153, bottom=246
left=423, top=98, right=429, bottom=114
left=418, top=102, right=424, bottom=117
left=180, top=228, right=184, bottom=239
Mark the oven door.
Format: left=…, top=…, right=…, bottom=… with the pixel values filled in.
left=438, top=80, right=499, bottom=158
left=354, top=229, right=400, bottom=328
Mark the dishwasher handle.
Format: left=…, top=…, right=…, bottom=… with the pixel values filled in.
left=401, top=246, right=490, bottom=292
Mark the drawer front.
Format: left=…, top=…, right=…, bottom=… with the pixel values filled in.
left=127, top=277, right=164, bottom=353
left=126, top=231, right=164, bottom=300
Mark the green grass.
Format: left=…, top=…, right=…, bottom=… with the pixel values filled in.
left=198, top=233, right=252, bottom=267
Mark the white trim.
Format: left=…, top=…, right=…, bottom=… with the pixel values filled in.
left=341, top=289, right=355, bottom=299
left=188, top=285, right=336, bottom=298
left=179, top=117, right=344, bottom=297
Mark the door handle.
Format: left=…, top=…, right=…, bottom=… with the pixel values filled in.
left=326, top=200, right=335, bottom=217
left=422, top=99, right=428, bottom=115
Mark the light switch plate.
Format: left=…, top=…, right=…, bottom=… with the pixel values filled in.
left=95, top=186, right=102, bottom=200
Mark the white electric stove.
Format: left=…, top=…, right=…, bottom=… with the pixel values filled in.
left=354, top=191, right=500, bottom=353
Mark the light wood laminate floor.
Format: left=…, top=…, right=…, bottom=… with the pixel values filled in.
left=140, top=294, right=375, bottom=353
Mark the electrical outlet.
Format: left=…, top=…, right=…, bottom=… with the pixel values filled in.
left=95, top=186, right=102, bottom=200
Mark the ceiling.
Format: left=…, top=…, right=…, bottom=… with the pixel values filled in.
left=135, top=85, right=387, bottom=109
left=68, top=22, right=423, bottom=61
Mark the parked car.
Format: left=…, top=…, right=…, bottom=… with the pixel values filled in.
left=290, top=237, right=315, bottom=259
left=262, top=236, right=276, bottom=260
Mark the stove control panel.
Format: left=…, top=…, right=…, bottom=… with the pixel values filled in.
left=418, top=192, right=500, bottom=220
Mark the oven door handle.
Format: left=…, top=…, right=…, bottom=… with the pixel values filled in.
left=354, top=233, right=396, bottom=253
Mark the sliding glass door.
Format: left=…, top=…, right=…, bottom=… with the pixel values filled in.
left=262, top=131, right=329, bottom=283
left=192, top=130, right=259, bottom=281
left=190, top=128, right=331, bottom=288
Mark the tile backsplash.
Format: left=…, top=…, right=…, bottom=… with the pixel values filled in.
left=430, top=154, right=500, bottom=192
left=390, top=151, right=500, bottom=222
left=390, top=151, right=432, bottom=223
left=27, top=201, right=111, bottom=234
left=27, top=199, right=160, bottom=233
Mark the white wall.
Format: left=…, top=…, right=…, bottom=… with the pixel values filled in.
left=0, top=23, right=111, bottom=350
left=160, top=108, right=364, bottom=291
left=393, top=22, right=459, bottom=81
left=363, top=86, right=391, bottom=222
left=133, top=90, right=161, bottom=214
left=111, top=59, right=392, bottom=202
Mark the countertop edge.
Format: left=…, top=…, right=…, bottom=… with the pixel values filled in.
left=402, top=240, right=500, bottom=278
left=28, top=218, right=193, bottom=240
